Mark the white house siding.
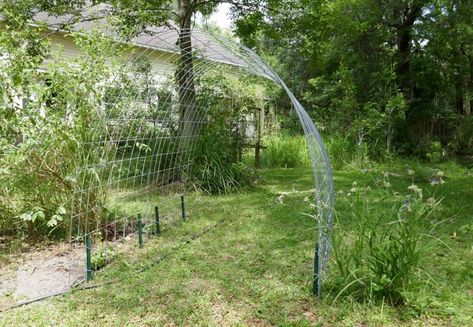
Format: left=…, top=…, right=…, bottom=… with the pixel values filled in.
left=49, top=33, right=80, bottom=61
left=47, top=32, right=176, bottom=81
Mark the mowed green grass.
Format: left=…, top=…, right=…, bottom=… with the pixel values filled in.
left=1, top=161, right=472, bottom=326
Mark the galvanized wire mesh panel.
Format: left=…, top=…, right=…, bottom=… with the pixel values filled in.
left=67, top=28, right=334, bottom=296
left=2, top=26, right=334, bottom=307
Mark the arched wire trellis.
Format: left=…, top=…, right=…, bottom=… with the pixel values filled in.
left=68, top=27, right=334, bottom=297
left=34, top=26, right=333, bottom=299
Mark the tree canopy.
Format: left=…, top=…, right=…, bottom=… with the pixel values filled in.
left=234, top=0, right=473, bottom=155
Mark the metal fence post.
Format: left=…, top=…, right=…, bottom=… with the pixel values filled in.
left=313, top=243, right=319, bottom=297
left=85, top=234, right=92, bottom=281
left=155, top=206, right=161, bottom=236
left=137, top=213, right=143, bottom=248
left=181, top=195, right=186, bottom=220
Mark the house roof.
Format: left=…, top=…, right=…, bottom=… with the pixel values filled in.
left=33, top=6, right=248, bottom=68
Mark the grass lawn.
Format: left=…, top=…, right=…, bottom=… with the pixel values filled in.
left=1, top=161, right=472, bottom=326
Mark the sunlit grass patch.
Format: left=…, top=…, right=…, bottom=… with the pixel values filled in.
left=1, top=162, right=472, bottom=326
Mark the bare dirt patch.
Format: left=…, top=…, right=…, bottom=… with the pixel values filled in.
left=0, top=243, right=85, bottom=308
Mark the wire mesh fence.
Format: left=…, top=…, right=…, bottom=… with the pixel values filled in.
left=1, top=24, right=334, bottom=308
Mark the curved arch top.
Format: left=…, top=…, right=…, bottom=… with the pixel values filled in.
left=69, top=27, right=334, bottom=296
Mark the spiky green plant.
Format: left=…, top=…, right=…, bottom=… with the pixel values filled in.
left=330, top=181, right=443, bottom=306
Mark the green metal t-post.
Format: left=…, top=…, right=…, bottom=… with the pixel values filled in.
left=312, top=243, right=319, bottom=297
left=137, top=213, right=143, bottom=248
left=85, top=234, right=92, bottom=282
left=155, top=206, right=161, bottom=236
left=181, top=195, right=186, bottom=220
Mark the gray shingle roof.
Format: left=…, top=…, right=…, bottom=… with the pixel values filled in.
left=34, top=6, right=247, bottom=67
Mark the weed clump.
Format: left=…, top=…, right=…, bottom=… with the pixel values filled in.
left=328, top=179, right=443, bottom=307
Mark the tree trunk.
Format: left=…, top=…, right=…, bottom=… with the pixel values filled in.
left=467, top=56, right=473, bottom=116
left=177, top=0, right=199, bottom=142
left=394, top=5, right=421, bottom=104
left=397, top=28, right=414, bottom=103
left=390, top=3, right=422, bottom=144
left=453, top=47, right=466, bottom=115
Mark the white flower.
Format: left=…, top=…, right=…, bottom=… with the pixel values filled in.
left=430, top=177, right=445, bottom=186
left=408, top=184, right=423, bottom=198
left=408, top=184, right=421, bottom=192
left=303, top=197, right=309, bottom=202
left=426, top=197, right=437, bottom=207
left=437, top=171, right=444, bottom=177
left=407, top=169, right=415, bottom=175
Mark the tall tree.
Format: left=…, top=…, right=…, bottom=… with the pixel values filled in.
left=235, top=0, right=473, bottom=155
left=377, top=0, right=427, bottom=103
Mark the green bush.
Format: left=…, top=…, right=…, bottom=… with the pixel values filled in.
left=186, top=71, right=259, bottom=194
left=91, top=244, right=115, bottom=271
left=449, top=115, right=473, bottom=155
left=0, top=25, right=121, bottom=240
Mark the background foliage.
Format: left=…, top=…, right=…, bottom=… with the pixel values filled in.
left=235, top=0, right=473, bottom=160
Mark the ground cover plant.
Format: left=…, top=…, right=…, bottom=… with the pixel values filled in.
left=1, top=160, right=471, bottom=326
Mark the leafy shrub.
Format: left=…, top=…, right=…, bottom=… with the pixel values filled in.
left=186, top=71, right=260, bottom=194
left=0, top=23, right=121, bottom=239
left=449, top=115, right=473, bottom=155
left=329, top=181, right=442, bottom=306
left=91, top=244, right=115, bottom=271
left=426, top=141, right=444, bottom=162
left=413, top=138, right=446, bottom=162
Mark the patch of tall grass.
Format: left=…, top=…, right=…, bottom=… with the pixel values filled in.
left=260, top=134, right=310, bottom=168
left=188, top=149, right=254, bottom=194
left=187, top=114, right=255, bottom=194
left=324, top=135, right=372, bottom=169
left=257, top=133, right=371, bottom=170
